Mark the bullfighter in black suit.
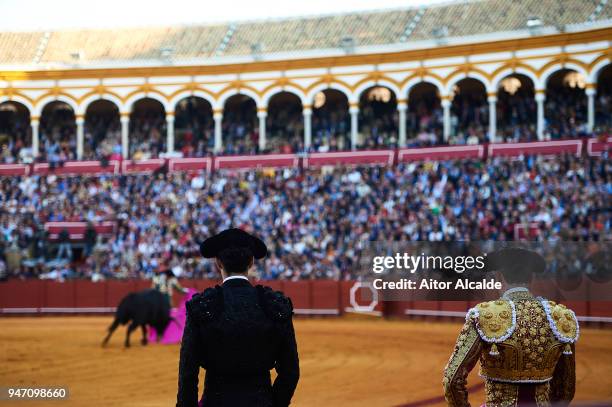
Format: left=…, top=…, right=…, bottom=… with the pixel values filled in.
left=176, top=228, right=300, bottom=407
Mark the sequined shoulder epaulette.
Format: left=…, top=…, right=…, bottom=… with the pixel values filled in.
left=256, top=285, right=294, bottom=321
left=467, top=299, right=516, bottom=345
left=186, top=286, right=223, bottom=323
left=539, top=298, right=580, bottom=346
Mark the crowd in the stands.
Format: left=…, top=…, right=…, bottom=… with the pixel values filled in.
left=83, top=113, right=122, bottom=161
left=0, top=153, right=609, bottom=282
left=129, top=110, right=167, bottom=160
left=174, top=97, right=214, bottom=157
left=0, top=82, right=609, bottom=164
left=38, top=107, right=77, bottom=163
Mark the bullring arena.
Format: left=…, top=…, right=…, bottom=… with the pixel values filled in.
left=2, top=316, right=612, bottom=406
left=2, top=279, right=612, bottom=406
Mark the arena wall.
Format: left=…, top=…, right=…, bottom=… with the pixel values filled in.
left=1, top=279, right=611, bottom=323
left=0, top=280, right=354, bottom=316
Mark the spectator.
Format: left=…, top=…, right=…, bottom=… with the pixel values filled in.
left=0, top=153, right=609, bottom=281
left=56, top=228, right=72, bottom=260
left=84, top=222, right=97, bottom=258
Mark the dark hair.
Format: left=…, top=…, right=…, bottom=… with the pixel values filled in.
left=486, top=248, right=545, bottom=285
left=217, top=247, right=254, bottom=274
left=500, top=264, right=535, bottom=285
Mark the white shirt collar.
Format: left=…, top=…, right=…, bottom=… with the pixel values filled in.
left=502, top=286, right=530, bottom=299
left=223, top=275, right=249, bottom=283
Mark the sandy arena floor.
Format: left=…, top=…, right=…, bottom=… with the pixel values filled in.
left=1, top=316, right=611, bottom=406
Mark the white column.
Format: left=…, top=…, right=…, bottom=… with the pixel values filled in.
left=257, top=109, right=267, bottom=151
left=349, top=104, right=359, bottom=150
left=535, top=91, right=545, bottom=141
left=166, top=113, right=175, bottom=154
left=397, top=100, right=407, bottom=147
left=442, top=98, right=451, bottom=141
left=120, top=114, right=129, bottom=158
left=303, top=106, right=312, bottom=149
left=76, top=115, right=84, bottom=160
left=213, top=111, right=223, bottom=153
left=31, top=117, right=40, bottom=158
left=487, top=94, right=497, bottom=143
left=586, top=86, right=596, bottom=133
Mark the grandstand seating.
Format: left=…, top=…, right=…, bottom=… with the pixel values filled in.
left=0, top=138, right=609, bottom=282
left=0, top=0, right=610, bottom=290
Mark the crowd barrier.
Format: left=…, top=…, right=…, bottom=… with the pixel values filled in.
left=0, top=279, right=610, bottom=323
left=32, top=160, right=121, bottom=176
left=0, top=279, right=359, bottom=316
left=303, top=150, right=394, bottom=167
left=0, top=138, right=608, bottom=177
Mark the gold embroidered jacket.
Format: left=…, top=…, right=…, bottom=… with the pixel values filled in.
left=443, top=289, right=579, bottom=407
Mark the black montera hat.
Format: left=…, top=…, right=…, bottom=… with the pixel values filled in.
left=199, top=228, right=267, bottom=259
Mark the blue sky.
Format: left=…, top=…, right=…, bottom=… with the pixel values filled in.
left=0, top=0, right=449, bottom=30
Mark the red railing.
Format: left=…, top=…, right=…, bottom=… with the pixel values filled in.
left=0, top=138, right=607, bottom=177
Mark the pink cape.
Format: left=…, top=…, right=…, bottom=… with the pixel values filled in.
left=148, top=288, right=198, bottom=345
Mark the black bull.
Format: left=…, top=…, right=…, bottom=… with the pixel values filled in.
left=102, top=289, right=179, bottom=348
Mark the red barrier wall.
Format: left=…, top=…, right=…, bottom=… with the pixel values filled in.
left=260, top=280, right=282, bottom=292
left=0, top=279, right=346, bottom=315
left=440, top=301, right=470, bottom=314
left=0, top=279, right=44, bottom=308
left=279, top=281, right=311, bottom=311
left=75, top=281, right=106, bottom=307
left=310, top=280, right=341, bottom=313
left=340, top=281, right=353, bottom=312
left=106, top=280, right=137, bottom=308
left=1, top=279, right=611, bottom=322
left=587, top=280, right=612, bottom=318
left=410, top=301, right=440, bottom=313
left=45, top=281, right=76, bottom=308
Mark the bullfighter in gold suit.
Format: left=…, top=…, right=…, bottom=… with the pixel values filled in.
left=443, top=249, right=579, bottom=407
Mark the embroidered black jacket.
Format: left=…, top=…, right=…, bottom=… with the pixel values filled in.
left=177, top=278, right=299, bottom=407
